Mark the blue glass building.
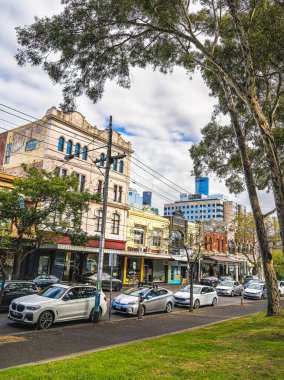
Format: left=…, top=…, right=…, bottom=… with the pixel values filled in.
left=195, top=177, right=209, bottom=195
left=143, top=191, right=152, bottom=206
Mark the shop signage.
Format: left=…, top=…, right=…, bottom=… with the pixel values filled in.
left=108, top=253, right=117, bottom=267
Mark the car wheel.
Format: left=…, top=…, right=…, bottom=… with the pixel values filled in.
left=114, top=283, right=122, bottom=292
left=231, top=291, right=234, bottom=297
left=89, top=307, right=102, bottom=322
left=37, top=310, right=54, bottom=330
left=165, top=302, right=173, bottom=313
left=194, top=299, right=200, bottom=309
left=212, top=297, right=217, bottom=306
left=140, top=305, right=145, bottom=316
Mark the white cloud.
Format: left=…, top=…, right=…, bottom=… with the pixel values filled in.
left=0, top=0, right=276, bottom=215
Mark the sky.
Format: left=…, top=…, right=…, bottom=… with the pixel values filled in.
left=0, top=0, right=275, bottom=214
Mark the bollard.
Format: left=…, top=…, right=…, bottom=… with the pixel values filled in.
left=137, top=294, right=143, bottom=319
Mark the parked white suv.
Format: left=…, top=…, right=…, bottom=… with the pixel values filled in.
left=8, top=284, right=107, bottom=329
left=278, top=281, right=284, bottom=296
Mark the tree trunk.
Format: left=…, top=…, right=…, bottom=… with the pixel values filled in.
left=251, top=116, right=284, bottom=260
left=227, top=0, right=284, bottom=260
left=12, top=251, right=22, bottom=280
left=224, top=83, right=282, bottom=316
left=0, top=266, right=6, bottom=307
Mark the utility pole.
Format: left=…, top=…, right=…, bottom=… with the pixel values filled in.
left=65, top=115, right=126, bottom=323
left=91, top=116, right=126, bottom=323
left=92, top=116, right=113, bottom=322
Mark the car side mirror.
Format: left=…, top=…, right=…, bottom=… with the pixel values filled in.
left=63, top=295, right=70, bottom=301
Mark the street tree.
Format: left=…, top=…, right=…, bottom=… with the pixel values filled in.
left=272, top=251, right=284, bottom=280
left=233, top=212, right=261, bottom=275
left=15, top=0, right=284, bottom=314
left=169, top=221, right=203, bottom=312
left=0, top=222, right=13, bottom=306
left=0, top=166, right=100, bottom=279
left=189, top=72, right=282, bottom=315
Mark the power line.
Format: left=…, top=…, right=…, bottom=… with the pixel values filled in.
left=0, top=103, right=191, bottom=195
left=0, top=103, right=187, bottom=203
left=0, top=116, right=177, bottom=201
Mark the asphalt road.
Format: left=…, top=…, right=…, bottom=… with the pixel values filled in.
left=1, top=289, right=281, bottom=371
left=0, top=285, right=243, bottom=336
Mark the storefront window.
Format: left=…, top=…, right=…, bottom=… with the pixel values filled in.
left=38, top=256, right=50, bottom=274
left=168, top=265, right=181, bottom=284
left=52, top=252, right=65, bottom=280
left=153, top=261, right=165, bottom=282
left=126, top=258, right=141, bottom=284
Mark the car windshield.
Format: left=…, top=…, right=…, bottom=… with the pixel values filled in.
left=220, top=281, right=234, bottom=287
left=40, top=286, right=66, bottom=299
left=248, top=283, right=263, bottom=290
left=124, top=287, right=151, bottom=297
left=182, top=286, right=201, bottom=294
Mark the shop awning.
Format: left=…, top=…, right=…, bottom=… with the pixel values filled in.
left=203, top=255, right=240, bottom=263
left=40, top=243, right=172, bottom=260
left=173, top=256, right=188, bottom=262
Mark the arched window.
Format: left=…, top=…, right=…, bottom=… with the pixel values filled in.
left=112, top=158, right=117, bottom=171
left=74, top=143, right=81, bottom=157
left=66, top=140, right=73, bottom=154
left=118, top=160, right=124, bottom=173
left=82, top=146, right=87, bottom=160
left=111, top=213, right=120, bottom=235
left=95, top=210, right=103, bottom=232
left=100, top=153, right=105, bottom=167
left=58, top=136, right=65, bottom=152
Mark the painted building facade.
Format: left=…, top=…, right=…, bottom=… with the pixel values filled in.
left=123, top=208, right=170, bottom=285
left=0, top=107, right=132, bottom=280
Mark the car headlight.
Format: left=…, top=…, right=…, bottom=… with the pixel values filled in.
left=26, top=305, right=41, bottom=311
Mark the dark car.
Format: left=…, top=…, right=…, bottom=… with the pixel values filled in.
left=33, top=275, right=60, bottom=289
left=77, top=272, right=122, bottom=291
left=199, top=277, right=221, bottom=288
left=0, top=281, right=40, bottom=309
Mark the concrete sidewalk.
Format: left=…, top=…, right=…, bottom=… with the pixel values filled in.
left=1, top=300, right=279, bottom=371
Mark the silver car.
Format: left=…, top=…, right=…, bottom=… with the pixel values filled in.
left=216, top=280, right=243, bottom=296
left=112, top=286, right=175, bottom=316
left=243, top=282, right=267, bottom=300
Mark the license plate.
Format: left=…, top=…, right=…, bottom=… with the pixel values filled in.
left=11, top=312, right=21, bottom=318
left=116, top=306, right=122, bottom=310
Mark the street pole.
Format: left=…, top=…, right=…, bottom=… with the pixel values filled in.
left=93, top=116, right=113, bottom=323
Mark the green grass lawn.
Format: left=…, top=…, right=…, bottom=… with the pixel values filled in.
left=2, top=312, right=284, bottom=380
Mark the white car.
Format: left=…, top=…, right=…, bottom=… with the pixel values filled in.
left=8, top=284, right=107, bottom=329
left=216, top=280, right=243, bottom=296
left=174, top=284, right=218, bottom=309
left=278, top=281, right=284, bottom=296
